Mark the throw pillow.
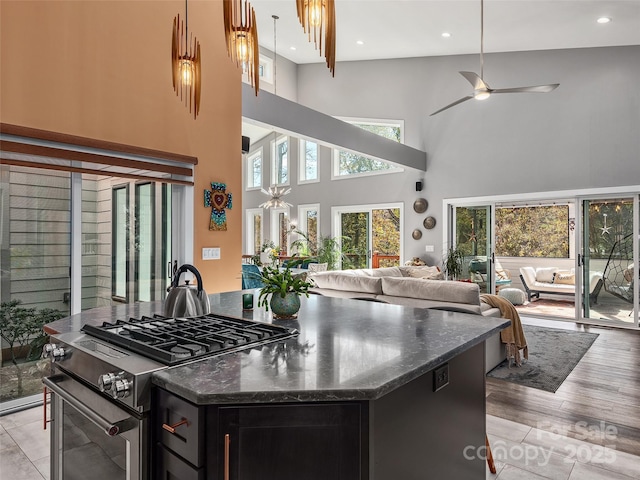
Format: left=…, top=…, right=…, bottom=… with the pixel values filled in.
left=535, top=267, right=558, bottom=284
left=554, top=272, right=575, bottom=285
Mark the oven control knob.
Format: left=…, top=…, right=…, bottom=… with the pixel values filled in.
left=42, top=343, right=55, bottom=359
left=98, top=373, right=117, bottom=393
left=43, top=345, right=66, bottom=361
left=111, top=378, right=132, bottom=399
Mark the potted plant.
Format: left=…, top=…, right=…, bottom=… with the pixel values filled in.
left=443, top=246, right=464, bottom=280
left=257, top=261, right=313, bottom=319
left=291, top=230, right=353, bottom=271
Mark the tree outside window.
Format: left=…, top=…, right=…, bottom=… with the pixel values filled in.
left=334, top=121, right=403, bottom=177
left=247, top=150, right=262, bottom=189
left=299, top=140, right=318, bottom=183
left=495, top=206, right=569, bottom=258
left=272, top=137, right=288, bottom=185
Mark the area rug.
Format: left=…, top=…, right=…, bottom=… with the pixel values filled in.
left=487, top=325, right=599, bottom=393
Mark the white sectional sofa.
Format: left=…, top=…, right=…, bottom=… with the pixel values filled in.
left=307, top=266, right=506, bottom=372
left=519, top=267, right=603, bottom=303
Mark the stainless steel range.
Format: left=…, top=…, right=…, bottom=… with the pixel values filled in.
left=43, top=313, right=298, bottom=480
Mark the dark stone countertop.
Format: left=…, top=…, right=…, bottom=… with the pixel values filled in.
left=45, top=291, right=509, bottom=406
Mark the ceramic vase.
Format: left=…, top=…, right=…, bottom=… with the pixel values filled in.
left=269, top=292, right=301, bottom=319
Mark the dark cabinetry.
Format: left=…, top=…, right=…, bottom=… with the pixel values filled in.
left=213, top=403, right=364, bottom=480
left=154, top=394, right=364, bottom=480
left=153, top=342, right=486, bottom=480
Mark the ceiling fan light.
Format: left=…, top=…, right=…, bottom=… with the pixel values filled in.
left=474, top=90, right=491, bottom=101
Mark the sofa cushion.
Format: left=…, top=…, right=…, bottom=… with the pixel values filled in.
left=376, top=295, right=483, bottom=314
left=381, top=277, right=481, bottom=306
left=309, top=272, right=383, bottom=294
left=520, top=267, right=536, bottom=287
left=309, top=289, right=379, bottom=300
left=535, top=267, right=558, bottom=283
left=400, top=265, right=445, bottom=280
left=362, top=266, right=404, bottom=277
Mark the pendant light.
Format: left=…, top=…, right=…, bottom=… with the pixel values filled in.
left=224, top=0, right=260, bottom=95
left=259, top=185, right=293, bottom=209
left=296, top=0, right=336, bottom=76
left=172, top=0, right=201, bottom=119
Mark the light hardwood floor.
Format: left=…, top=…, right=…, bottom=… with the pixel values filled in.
left=487, top=316, right=640, bottom=459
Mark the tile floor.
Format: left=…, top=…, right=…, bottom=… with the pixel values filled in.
left=1, top=405, right=639, bottom=479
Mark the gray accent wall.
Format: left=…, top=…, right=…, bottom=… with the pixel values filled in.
left=243, top=46, right=640, bottom=265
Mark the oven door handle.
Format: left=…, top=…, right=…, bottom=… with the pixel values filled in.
left=43, top=376, right=137, bottom=437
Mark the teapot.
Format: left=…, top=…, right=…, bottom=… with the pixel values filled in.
left=164, top=264, right=211, bottom=317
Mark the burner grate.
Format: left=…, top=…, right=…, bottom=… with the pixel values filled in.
left=81, top=313, right=298, bottom=365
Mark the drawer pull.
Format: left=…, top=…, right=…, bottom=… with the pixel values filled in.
left=224, top=433, right=230, bottom=480
left=162, top=418, right=189, bottom=434
left=43, top=387, right=52, bottom=430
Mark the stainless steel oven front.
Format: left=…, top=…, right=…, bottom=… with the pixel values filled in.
left=44, top=371, right=148, bottom=480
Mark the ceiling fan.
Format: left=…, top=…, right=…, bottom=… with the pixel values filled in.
left=430, top=0, right=559, bottom=116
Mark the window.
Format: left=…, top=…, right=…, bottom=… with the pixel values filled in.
left=299, top=140, right=319, bottom=183
left=245, top=208, right=263, bottom=255
left=241, top=54, right=273, bottom=86
left=135, top=183, right=155, bottom=302
left=495, top=205, right=570, bottom=258
left=333, top=119, right=404, bottom=179
left=112, top=185, right=129, bottom=300
left=296, top=204, right=320, bottom=256
left=246, top=148, right=262, bottom=190
left=270, top=208, right=290, bottom=255
left=271, top=136, right=289, bottom=186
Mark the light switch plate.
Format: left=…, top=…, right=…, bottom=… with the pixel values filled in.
left=425, top=245, right=435, bottom=252
left=202, top=247, right=221, bottom=260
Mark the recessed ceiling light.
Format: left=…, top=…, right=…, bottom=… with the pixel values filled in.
left=290, top=46, right=296, bottom=51
left=356, top=40, right=364, bottom=45
left=597, top=17, right=611, bottom=24
left=441, top=32, right=452, bottom=38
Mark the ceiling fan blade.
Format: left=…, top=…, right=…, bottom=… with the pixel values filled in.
left=430, top=96, right=474, bottom=116
left=492, top=84, right=560, bottom=94
left=459, top=71, right=489, bottom=91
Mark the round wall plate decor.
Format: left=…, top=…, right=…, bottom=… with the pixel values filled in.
left=412, top=229, right=422, bottom=240
left=423, top=216, right=436, bottom=229
left=413, top=198, right=428, bottom=214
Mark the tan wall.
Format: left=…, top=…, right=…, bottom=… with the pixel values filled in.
left=0, top=0, right=243, bottom=293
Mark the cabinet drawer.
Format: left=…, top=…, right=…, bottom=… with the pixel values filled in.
left=155, top=388, right=205, bottom=467
left=156, top=444, right=205, bottom=480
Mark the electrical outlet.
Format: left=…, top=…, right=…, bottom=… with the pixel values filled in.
left=425, top=245, right=435, bottom=253
left=433, top=363, right=449, bottom=392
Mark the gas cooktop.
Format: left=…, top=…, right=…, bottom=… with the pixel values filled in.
left=81, top=313, right=299, bottom=366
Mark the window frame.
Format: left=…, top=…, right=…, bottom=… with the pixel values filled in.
left=246, top=147, right=263, bottom=191
left=331, top=117, right=405, bottom=180
left=298, top=139, right=319, bottom=184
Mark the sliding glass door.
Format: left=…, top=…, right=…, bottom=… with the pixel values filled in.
left=580, top=197, right=637, bottom=326
left=452, top=205, right=493, bottom=293
left=333, top=203, right=402, bottom=269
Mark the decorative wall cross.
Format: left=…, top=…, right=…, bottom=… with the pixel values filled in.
left=204, top=182, right=232, bottom=231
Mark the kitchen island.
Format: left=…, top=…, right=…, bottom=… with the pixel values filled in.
left=45, top=291, right=509, bottom=480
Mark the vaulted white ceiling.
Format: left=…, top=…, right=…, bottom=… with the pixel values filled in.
left=250, top=0, right=640, bottom=64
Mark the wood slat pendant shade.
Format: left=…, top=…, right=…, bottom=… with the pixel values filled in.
left=172, top=6, right=202, bottom=119
left=224, top=0, right=260, bottom=96
left=296, top=0, right=336, bottom=76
